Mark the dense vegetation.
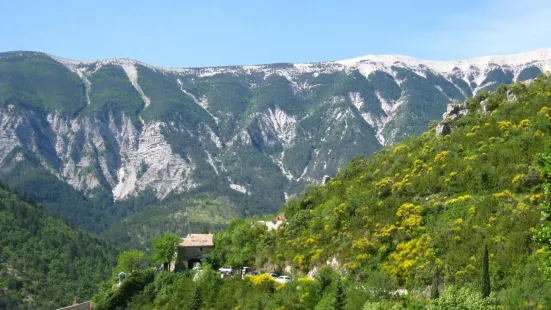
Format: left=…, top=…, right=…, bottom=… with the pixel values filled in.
left=94, top=76, right=551, bottom=309
left=0, top=52, right=87, bottom=114
left=0, top=182, right=118, bottom=309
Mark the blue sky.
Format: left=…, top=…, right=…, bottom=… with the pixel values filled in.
left=1, top=0, right=550, bottom=67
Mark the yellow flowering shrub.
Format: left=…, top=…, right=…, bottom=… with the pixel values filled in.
left=374, top=177, right=393, bottom=197
left=519, top=119, right=531, bottom=129
left=384, top=234, right=431, bottom=284
left=391, top=179, right=412, bottom=195
left=352, top=238, right=375, bottom=251
left=377, top=224, right=397, bottom=238
left=393, top=144, right=407, bottom=154
left=355, top=253, right=371, bottom=263
left=538, top=106, right=551, bottom=115
left=530, top=193, right=544, bottom=203
left=433, top=151, right=449, bottom=164
left=494, top=190, right=513, bottom=199
left=444, top=195, right=473, bottom=205
left=512, top=174, right=526, bottom=188
left=310, top=248, right=322, bottom=262
left=246, top=273, right=276, bottom=286
left=396, top=203, right=422, bottom=218
left=497, top=121, right=513, bottom=130
left=517, top=202, right=529, bottom=212
left=293, top=254, right=307, bottom=270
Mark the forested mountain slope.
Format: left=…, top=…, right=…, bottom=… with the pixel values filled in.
left=1, top=50, right=550, bottom=234
left=0, top=183, right=117, bottom=309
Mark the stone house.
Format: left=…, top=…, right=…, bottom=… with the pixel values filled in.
left=170, top=234, right=214, bottom=271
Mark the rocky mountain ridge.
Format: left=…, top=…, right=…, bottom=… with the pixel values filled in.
left=0, top=49, right=550, bottom=224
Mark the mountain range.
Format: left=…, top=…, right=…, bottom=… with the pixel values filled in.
left=1, top=49, right=550, bottom=235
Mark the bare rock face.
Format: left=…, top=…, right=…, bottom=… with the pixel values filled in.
left=436, top=122, right=451, bottom=136
left=0, top=108, right=197, bottom=200
left=322, top=175, right=331, bottom=185
left=480, top=99, right=491, bottom=114
left=437, top=101, right=466, bottom=136
left=442, top=101, right=467, bottom=121
left=506, top=90, right=517, bottom=103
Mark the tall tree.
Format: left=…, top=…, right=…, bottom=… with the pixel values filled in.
left=115, top=250, right=147, bottom=274
left=151, top=233, right=181, bottom=269
left=190, top=286, right=203, bottom=310
left=334, top=278, right=346, bottom=310
left=431, top=265, right=440, bottom=299
left=482, top=245, right=491, bottom=298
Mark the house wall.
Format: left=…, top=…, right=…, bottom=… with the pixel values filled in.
left=172, top=246, right=213, bottom=271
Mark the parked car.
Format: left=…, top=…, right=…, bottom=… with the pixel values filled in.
left=218, top=266, right=233, bottom=274
left=241, top=267, right=254, bottom=278
left=268, top=273, right=278, bottom=278
left=275, top=275, right=291, bottom=283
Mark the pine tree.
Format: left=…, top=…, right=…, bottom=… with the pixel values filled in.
left=191, top=286, right=203, bottom=310
left=482, top=245, right=491, bottom=298
left=430, top=265, right=440, bottom=299
left=334, top=279, right=346, bottom=310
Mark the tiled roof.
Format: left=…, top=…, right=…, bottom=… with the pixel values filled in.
left=180, top=234, right=214, bottom=247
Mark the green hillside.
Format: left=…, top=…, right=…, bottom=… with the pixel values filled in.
left=0, top=183, right=118, bottom=309
left=101, top=188, right=270, bottom=248
left=95, top=76, right=551, bottom=309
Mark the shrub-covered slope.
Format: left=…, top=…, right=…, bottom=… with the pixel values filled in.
left=0, top=183, right=118, bottom=309
left=210, top=76, right=551, bottom=308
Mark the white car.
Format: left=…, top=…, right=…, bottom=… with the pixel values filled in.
left=218, top=266, right=233, bottom=274
left=275, top=275, right=291, bottom=283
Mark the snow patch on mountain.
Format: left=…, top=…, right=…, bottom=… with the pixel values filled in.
left=335, top=49, right=551, bottom=76
left=48, top=49, right=551, bottom=87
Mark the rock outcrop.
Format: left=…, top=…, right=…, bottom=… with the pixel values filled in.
left=442, top=101, right=467, bottom=120
left=436, top=122, right=452, bottom=136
